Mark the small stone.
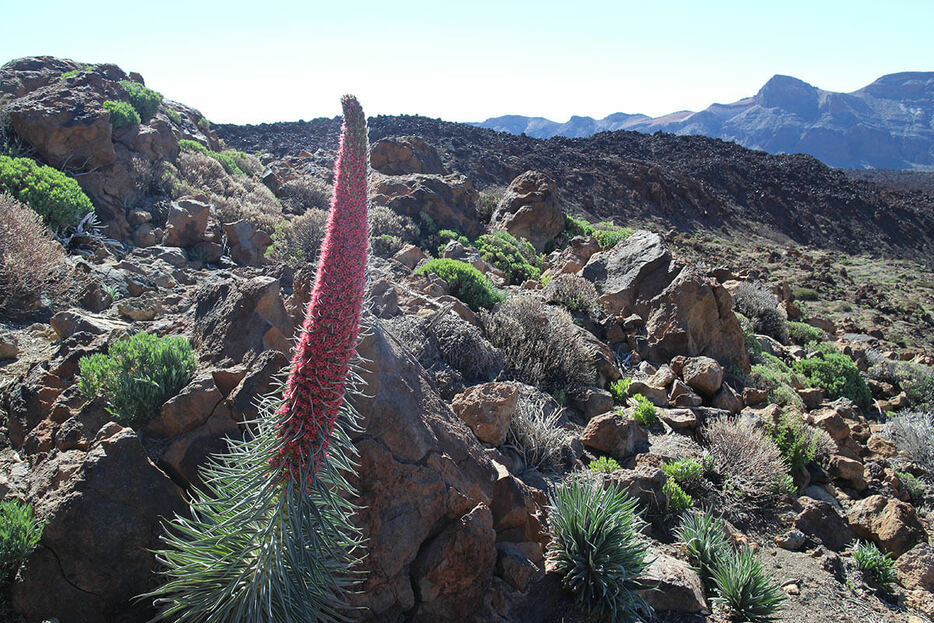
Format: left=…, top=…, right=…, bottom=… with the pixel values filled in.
left=775, top=530, right=807, bottom=551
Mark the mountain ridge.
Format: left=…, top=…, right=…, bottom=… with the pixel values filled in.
left=472, top=72, right=934, bottom=170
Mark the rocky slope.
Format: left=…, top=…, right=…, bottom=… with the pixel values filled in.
left=218, top=114, right=934, bottom=264
left=2, top=56, right=934, bottom=623
left=474, top=72, right=934, bottom=170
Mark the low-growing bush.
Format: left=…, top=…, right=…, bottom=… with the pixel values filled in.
left=0, top=155, right=94, bottom=229
left=371, top=234, right=404, bottom=257
left=592, top=223, right=634, bottom=248
left=663, top=458, right=705, bottom=485
left=547, top=476, right=650, bottom=622
left=704, top=416, right=789, bottom=503
left=103, top=100, right=140, bottom=129
left=710, top=547, right=785, bottom=622
left=792, top=286, right=819, bottom=301
left=896, top=471, right=926, bottom=501
left=589, top=456, right=621, bottom=473
left=853, top=541, right=895, bottom=590
left=884, top=412, right=934, bottom=475
left=787, top=321, right=823, bottom=346
left=632, top=393, right=658, bottom=425
left=177, top=139, right=245, bottom=176
left=279, top=176, right=331, bottom=214
left=896, top=363, right=934, bottom=411
left=474, top=231, right=542, bottom=284
left=265, top=209, right=328, bottom=267
left=165, top=108, right=182, bottom=124
left=737, top=312, right=764, bottom=363
left=543, top=274, right=598, bottom=314
left=436, top=229, right=469, bottom=254
left=675, top=510, right=731, bottom=588
left=506, top=386, right=573, bottom=473
left=475, top=191, right=501, bottom=223
left=481, top=296, right=598, bottom=394
left=78, top=332, right=197, bottom=427
left=733, top=282, right=789, bottom=344
left=764, top=412, right=820, bottom=472
left=663, top=479, right=693, bottom=512
left=794, top=345, right=871, bottom=406
left=431, top=313, right=503, bottom=383
left=750, top=353, right=806, bottom=410
left=609, top=378, right=631, bottom=404
left=120, top=80, right=163, bottom=121
left=416, top=258, right=503, bottom=311
left=0, top=193, right=67, bottom=313
left=0, top=500, right=44, bottom=586
left=369, top=205, right=419, bottom=243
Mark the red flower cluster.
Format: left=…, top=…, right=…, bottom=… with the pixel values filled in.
left=274, top=95, right=369, bottom=477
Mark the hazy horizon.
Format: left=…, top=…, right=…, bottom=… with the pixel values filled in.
left=3, top=0, right=932, bottom=125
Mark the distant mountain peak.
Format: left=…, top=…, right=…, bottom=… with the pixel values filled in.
left=472, top=72, right=934, bottom=169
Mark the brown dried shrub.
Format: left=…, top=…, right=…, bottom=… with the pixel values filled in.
left=481, top=295, right=597, bottom=394
left=265, top=209, right=328, bottom=267
left=703, top=416, right=789, bottom=502
left=0, top=193, right=67, bottom=314
left=168, top=151, right=282, bottom=233
left=279, top=176, right=331, bottom=214
left=543, top=274, right=598, bottom=314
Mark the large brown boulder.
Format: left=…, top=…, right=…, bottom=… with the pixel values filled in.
left=451, top=382, right=518, bottom=446
left=492, top=171, right=564, bottom=251
left=351, top=323, right=502, bottom=621
left=370, top=173, right=482, bottom=238
left=370, top=136, right=445, bottom=175
left=581, top=231, right=749, bottom=372
left=793, top=496, right=853, bottom=551
left=191, top=276, right=293, bottom=364
left=11, top=426, right=185, bottom=623
left=638, top=551, right=706, bottom=613
left=581, top=411, right=648, bottom=459
left=847, top=495, right=926, bottom=558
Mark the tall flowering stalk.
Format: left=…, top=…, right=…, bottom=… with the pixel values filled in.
left=276, top=95, right=369, bottom=477
left=145, top=96, right=369, bottom=623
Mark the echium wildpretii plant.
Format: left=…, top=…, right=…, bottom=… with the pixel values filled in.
left=145, top=95, right=370, bottom=623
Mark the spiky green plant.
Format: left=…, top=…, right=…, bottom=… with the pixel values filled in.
left=674, top=510, right=731, bottom=589
left=710, top=547, right=784, bottom=622
left=853, top=540, right=896, bottom=590
left=546, top=475, right=651, bottom=622
left=145, top=95, right=370, bottom=623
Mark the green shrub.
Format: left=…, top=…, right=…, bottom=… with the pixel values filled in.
left=663, top=458, right=704, bottom=485
left=675, top=510, right=731, bottom=588
left=896, top=363, right=934, bottom=410
left=787, top=321, right=823, bottom=346
left=710, top=547, right=785, bottom=622
left=632, top=393, right=658, bottom=425
left=0, top=500, right=43, bottom=586
left=546, top=477, right=650, bottom=622
left=165, top=108, right=182, bottom=124
left=415, top=258, right=503, bottom=310
left=896, top=471, right=926, bottom=501
left=0, top=155, right=94, bottom=229
left=474, top=231, right=542, bottom=284
left=608, top=378, right=631, bottom=404
left=750, top=353, right=806, bottom=410
left=78, top=332, right=196, bottom=427
left=59, top=69, right=79, bottom=80
left=794, top=345, right=871, bottom=406
left=663, top=479, right=693, bottom=512
left=565, top=215, right=594, bottom=238
left=103, top=100, right=140, bottom=129
left=764, top=412, right=818, bottom=472
left=436, top=229, right=469, bottom=254
left=592, top=223, right=634, bottom=248
left=737, top=312, right=763, bottom=362
left=265, top=209, right=328, bottom=267
left=197, top=117, right=211, bottom=131
left=589, top=456, right=621, bottom=473
left=853, top=541, right=895, bottom=590
left=177, top=139, right=245, bottom=177
left=792, top=286, right=819, bottom=301
left=120, top=80, right=163, bottom=121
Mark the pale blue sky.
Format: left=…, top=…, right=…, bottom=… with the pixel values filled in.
left=3, top=0, right=931, bottom=124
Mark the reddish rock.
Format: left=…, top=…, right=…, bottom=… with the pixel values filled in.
left=827, top=454, right=867, bottom=491
left=370, top=172, right=482, bottom=239
left=682, top=356, right=723, bottom=397
left=638, top=551, right=706, bottom=613
left=144, top=371, right=225, bottom=438
left=895, top=543, right=934, bottom=592
left=568, top=386, right=614, bottom=419
left=669, top=379, right=703, bottom=408
left=793, top=496, right=853, bottom=551
left=492, top=170, right=564, bottom=251
left=581, top=412, right=648, bottom=459
left=451, top=382, right=518, bottom=445
left=162, top=196, right=211, bottom=247
left=712, top=383, right=744, bottom=414
left=848, top=495, right=926, bottom=558
left=797, top=387, right=825, bottom=410
left=223, top=220, right=273, bottom=266
left=392, top=243, right=428, bottom=269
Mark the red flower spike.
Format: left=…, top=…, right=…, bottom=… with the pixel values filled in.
left=274, top=95, right=369, bottom=477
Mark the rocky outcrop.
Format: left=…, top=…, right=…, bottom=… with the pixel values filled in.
left=11, top=426, right=185, bottom=623
left=582, top=231, right=749, bottom=371
left=370, top=136, right=445, bottom=176
left=847, top=495, right=926, bottom=558
left=492, top=171, right=564, bottom=251
left=370, top=173, right=482, bottom=239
